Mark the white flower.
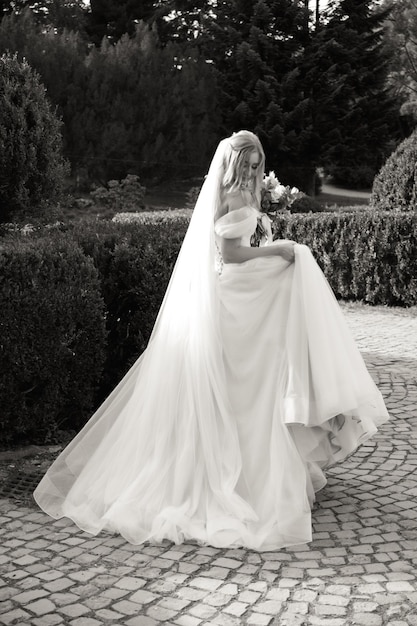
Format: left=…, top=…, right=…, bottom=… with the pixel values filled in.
left=270, top=184, right=286, bottom=202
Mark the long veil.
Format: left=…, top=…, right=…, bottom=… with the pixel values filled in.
left=34, top=138, right=258, bottom=540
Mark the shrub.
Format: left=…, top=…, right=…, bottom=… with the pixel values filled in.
left=1, top=208, right=415, bottom=445
left=326, top=164, right=376, bottom=189
left=290, top=195, right=323, bottom=213
left=68, top=218, right=188, bottom=395
left=113, top=209, right=192, bottom=225
left=186, top=185, right=202, bottom=208
left=0, top=238, right=107, bottom=445
left=370, top=130, right=417, bottom=211
left=272, top=209, right=417, bottom=306
left=0, top=54, right=69, bottom=223
left=90, top=174, right=146, bottom=213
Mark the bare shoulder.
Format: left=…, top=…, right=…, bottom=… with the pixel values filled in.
left=224, top=188, right=245, bottom=213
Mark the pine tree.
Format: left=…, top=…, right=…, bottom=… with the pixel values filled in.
left=0, top=54, right=68, bottom=221
left=318, top=0, right=400, bottom=187
left=0, top=9, right=89, bottom=175
left=382, top=0, right=417, bottom=128
left=87, top=0, right=156, bottom=45
left=74, top=25, right=219, bottom=182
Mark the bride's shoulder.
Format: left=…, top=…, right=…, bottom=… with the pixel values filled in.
left=216, top=206, right=255, bottom=224
left=214, top=206, right=257, bottom=238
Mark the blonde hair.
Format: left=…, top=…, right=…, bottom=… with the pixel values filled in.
left=222, top=130, right=265, bottom=202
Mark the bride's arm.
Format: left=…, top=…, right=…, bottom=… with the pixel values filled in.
left=221, top=237, right=295, bottom=264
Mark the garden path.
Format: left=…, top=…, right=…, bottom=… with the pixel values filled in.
left=0, top=302, right=416, bottom=626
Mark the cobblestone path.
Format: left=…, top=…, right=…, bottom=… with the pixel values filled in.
left=1, top=303, right=416, bottom=626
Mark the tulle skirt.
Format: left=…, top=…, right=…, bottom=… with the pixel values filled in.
left=34, top=244, right=389, bottom=551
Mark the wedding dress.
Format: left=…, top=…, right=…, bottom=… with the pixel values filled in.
left=34, top=140, right=389, bottom=551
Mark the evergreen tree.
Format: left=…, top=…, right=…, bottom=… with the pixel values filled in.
left=75, top=25, right=219, bottom=181
left=193, top=0, right=314, bottom=187
left=319, top=0, right=400, bottom=187
left=0, top=0, right=88, bottom=32
left=0, top=54, right=68, bottom=221
left=382, top=0, right=417, bottom=127
left=87, top=0, right=156, bottom=44
left=0, top=9, right=90, bottom=173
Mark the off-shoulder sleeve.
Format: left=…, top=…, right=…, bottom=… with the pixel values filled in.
left=214, top=206, right=258, bottom=239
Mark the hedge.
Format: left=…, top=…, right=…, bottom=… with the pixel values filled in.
left=371, top=129, right=417, bottom=212
left=272, top=210, right=417, bottom=307
left=1, top=208, right=416, bottom=444
left=0, top=237, right=107, bottom=446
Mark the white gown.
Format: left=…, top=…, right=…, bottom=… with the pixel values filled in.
left=34, top=206, right=389, bottom=551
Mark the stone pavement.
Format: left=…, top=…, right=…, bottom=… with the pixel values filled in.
left=1, top=303, right=417, bottom=626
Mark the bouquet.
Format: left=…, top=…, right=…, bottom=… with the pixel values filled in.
left=260, top=171, right=304, bottom=214
left=251, top=171, right=304, bottom=247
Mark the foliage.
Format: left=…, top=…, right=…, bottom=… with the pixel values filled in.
left=0, top=3, right=403, bottom=193
left=90, top=175, right=146, bottom=211
left=0, top=237, right=106, bottom=445
left=370, top=129, right=417, bottom=211
left=290, top=195, right=324, bottom=213
left=272, top=209, right=417, bottom=306
left=0, top=53, right=69, bottom=222
left=316, top=0, right=400, bottom=188
left=0, top=0, right=89, bottom=33
left=113, top=209, right=192, bottom=225
left=150, top=0, right=400, bottom=193
left=381, top=0, right=417, bottom=126
left=186, top=185, right=202, bottom=209
left=0, top=9, right=90, bottom=173
left=0, top=12, right=220, bottom=184
left=86, top=0, right=156, bottom=45
left=66, top=219, right=187, bottom=396
left=74, top=26, right=219, bottom=182
left=1, top=207, right=416, bottom=443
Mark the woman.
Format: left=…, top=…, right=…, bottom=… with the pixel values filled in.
left=34, top=131, right=389, bottom=551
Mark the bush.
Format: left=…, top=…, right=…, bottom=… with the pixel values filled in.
left=0, top=238, right=107, bottom=445
left=370, top=130, right=417, bottom=211
left=1, top=208, right=415, bottom=444
left=290, top=195, right=323, bottom=213
left=272, top=209, right=417, bottom=306
left=68, top=218, right=188, bottom=395
left=90, top=174, right=146, bottom=213
left=186, top=185, right=202, bottom=208
left=326, top=164, right=376, bottom=189
left=0, top=54, right=69, bottom=223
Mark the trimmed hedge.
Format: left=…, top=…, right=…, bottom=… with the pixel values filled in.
left=1, top=208, right=416, bottom=444
left=371, top=129, right=417, bottom=211
left=0, top=238, right=106, bottom=445
left=272, top=210, right=417, bottom=306
left=69, top=218, right=187, bottom=395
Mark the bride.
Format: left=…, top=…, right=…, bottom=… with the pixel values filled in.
left=34, top=130, right=389, bottom=551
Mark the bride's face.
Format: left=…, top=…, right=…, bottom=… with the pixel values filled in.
left=242, top=150, right=260, bottom=183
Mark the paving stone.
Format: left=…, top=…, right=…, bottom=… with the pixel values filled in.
left=351, top=613, right=383, bottom=626
left=188, top=603, right=218, bottom=619
left=32, top=615, right=64, bottom=625
left=246, top=615, right=273, bottom=625
left=129, top=588, right=158, bottom=604
left=0, top=608, right=32, bottom=624
left=0, top=304, right=417, bottom=626
left=174, top=616, right=202, bottom=626
left=25, top=598, right=56, bottom=615
left=59, top=602, right=90, bottom=618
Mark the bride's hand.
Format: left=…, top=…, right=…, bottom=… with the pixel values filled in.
left=273, top=240, right=296, bottom=263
